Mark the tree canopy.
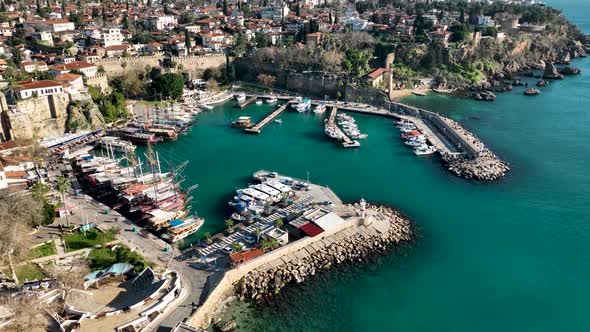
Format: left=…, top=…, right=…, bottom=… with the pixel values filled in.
left=151, top=73, right=185, bottom=100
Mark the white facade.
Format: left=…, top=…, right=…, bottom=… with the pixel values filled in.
left=102, top=28, right=125, bottom=47
left=149, top=16, right=177, bottom=30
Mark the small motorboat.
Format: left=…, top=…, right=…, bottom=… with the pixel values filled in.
left=231, top=212, right=247, bottom=222
left=274, top=119, right=283, bottom=124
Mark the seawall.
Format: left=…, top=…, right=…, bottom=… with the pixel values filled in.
left=187, top=203, right=413, bottom=329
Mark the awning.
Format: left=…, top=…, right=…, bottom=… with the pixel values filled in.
left=299, top=222, right=324, bottom=237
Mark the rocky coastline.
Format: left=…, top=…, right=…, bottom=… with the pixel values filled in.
left=234, top=204, right=414, bottom=301
left=437, top=117, right=510, bottom=181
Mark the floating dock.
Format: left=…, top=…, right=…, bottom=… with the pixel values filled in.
left=244, top=100, right=293, bottom=134
left=238, top=96, right=257, bottom=109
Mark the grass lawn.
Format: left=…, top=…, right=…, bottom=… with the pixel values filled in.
left=28, top=241, right=57, bottom=259
left=64, top=228, right=119, bottom=252
left=88, top=245, right=152, bottom=272
left=3, top=263, right=47, bottom=282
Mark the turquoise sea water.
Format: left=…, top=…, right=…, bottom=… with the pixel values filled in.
left=150, top=2, right=590, bottom=330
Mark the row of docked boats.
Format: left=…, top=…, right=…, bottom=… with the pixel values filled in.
left=396, top=120, right=437, bottom=155
left=73, top=149, right=203, bottom=243
left=228, top=176, right=296, bottom=220
left=336, top=113, right=368, bottom=140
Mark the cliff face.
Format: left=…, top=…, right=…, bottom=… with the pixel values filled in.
left=5, top=93, right=70, bottom=140
left=393, top=20, right=586, bottom=87
left=65, top=93, right=105, bottom=132
left=2, top=92, right=105, bottom=141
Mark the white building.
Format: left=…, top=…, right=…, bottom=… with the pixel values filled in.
left=476, top=15, right=495, bottom=27
left=23, top=19, right=75, bottom=33
left=102, top=28, right=125, bottom=47
left=147, top=16, right=177, bottom=31
left=13, top=79, right=64, bottom=99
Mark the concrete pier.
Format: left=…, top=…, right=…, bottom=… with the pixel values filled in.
left=244, top=100, right=293, bottom=134
left=325, top=107, right=354, bottom=146
left=238, top=96, right=257, bottom=109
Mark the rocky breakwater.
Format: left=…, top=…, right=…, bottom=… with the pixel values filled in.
left=235, top=205, right=413, bottom=300
left=438, top=117, right=510, bottom=181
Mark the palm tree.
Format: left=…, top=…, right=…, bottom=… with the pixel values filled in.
left=273, top=218, right=284, bottom=229
left=254, top=227, right=261, bottom=245
left=225, top=219, right=234, bottom=233
left=230, top=242, right=243, bottom=253
left=55, top=176, right=71, bottom=227
left=204, top=232, right=212, bottom=244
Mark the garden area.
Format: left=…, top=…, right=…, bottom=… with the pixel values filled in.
left=64, top=227, right=119, bottom=252
left=28, top=241, right=57, bottom=259
left=87, top=245, right=152, bottom=273
left=3, top=263, right=46, bottom=283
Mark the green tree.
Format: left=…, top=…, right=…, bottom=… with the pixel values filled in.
left=273, top=217, right=283, bottom=229
left=55, top=176, right=71, bottom=227
left=259, top=238, right=279, bottom=252
left=151, top=73, right=184, bottom=100
left=204, top=232, right=212, bottom=244
left=222, top=0, right=228, bottom=16
left=225, top=219, right=234, bottom=232
left=230, top=242, right=243, bottom=253
left=184, top=30, right=191, bottom=51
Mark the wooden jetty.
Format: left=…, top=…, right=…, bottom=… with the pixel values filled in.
left=245, top=100, right=293, bottom=134
left=238, top=96, right=257, bottom=109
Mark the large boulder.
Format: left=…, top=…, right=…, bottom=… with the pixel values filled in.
left=543, top=63, right=564, bottom=79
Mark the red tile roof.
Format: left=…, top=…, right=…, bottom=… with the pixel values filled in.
left=14, top=79, right=63, bottom=90
left=299, top=222, right=324, bottom=237
left=366, top=68, right=389, bottom=79
left=229, top=248, right=264, bottom=264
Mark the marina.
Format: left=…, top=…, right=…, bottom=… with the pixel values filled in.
left=244, top=99, right=294, bottom=134
left=236, top=93, right=508, bottom=181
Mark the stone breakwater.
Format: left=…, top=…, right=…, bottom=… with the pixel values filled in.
left=438, top=117, right=510, bottom=181
left=234, top=205, right=413, bottom=300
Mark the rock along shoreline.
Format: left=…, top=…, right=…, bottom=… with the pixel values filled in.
left=234, top=203, right=414, bottom=301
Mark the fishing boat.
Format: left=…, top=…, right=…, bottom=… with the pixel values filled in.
left=343, top=140, right=361, bottom=148
left=413, top=145, right=437, bottom=155
left=99, top=136, right=136, bottom=153
left=256, top=100, right=263, bottom=105
left=292, top=98, right=311, bottom=112
left=163, top=217, right=204, bottom=243
left=325, top=126, right=341, bottom=139
left=231, top=212, right=247, bottom=222
left=236, top=93, right=247, bottom=103
left=231, top=116, right=252, bottom=128
left=200, top=104, right=214, bottom=110
left=405, top=139, right=423, bottom=147
left=313, top=103, right=327, bottom=114
left=267, top=97, right=278, bottom=104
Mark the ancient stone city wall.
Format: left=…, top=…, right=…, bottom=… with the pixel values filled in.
left=94, top=54, right=226, bottom=78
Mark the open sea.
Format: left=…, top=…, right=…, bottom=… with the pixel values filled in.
left=148, top=1, right=590, bottom=330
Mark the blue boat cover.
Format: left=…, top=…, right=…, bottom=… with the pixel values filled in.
left=169, top=219, right=184, bottom=227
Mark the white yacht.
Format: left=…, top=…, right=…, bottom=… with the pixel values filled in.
left=313, top=103, right=327, bottom=114
left=267, top=97, right=278, bottom=104
left=343, top=140, right=361, bottom=148
left=163, top=218, right=204, bottom=243
left=292, top=98, right=311, bottom=112
left=413, top=145, right=437, bottom=155
left=236, top=93, right=247, bottom=103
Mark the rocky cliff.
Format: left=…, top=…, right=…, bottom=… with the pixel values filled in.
left=65, top=94, right=105, bottom=132
left=1, top=92, right=104, bottom=141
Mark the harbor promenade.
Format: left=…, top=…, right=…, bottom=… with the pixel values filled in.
left=244, top=100, right=293, bottom=134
